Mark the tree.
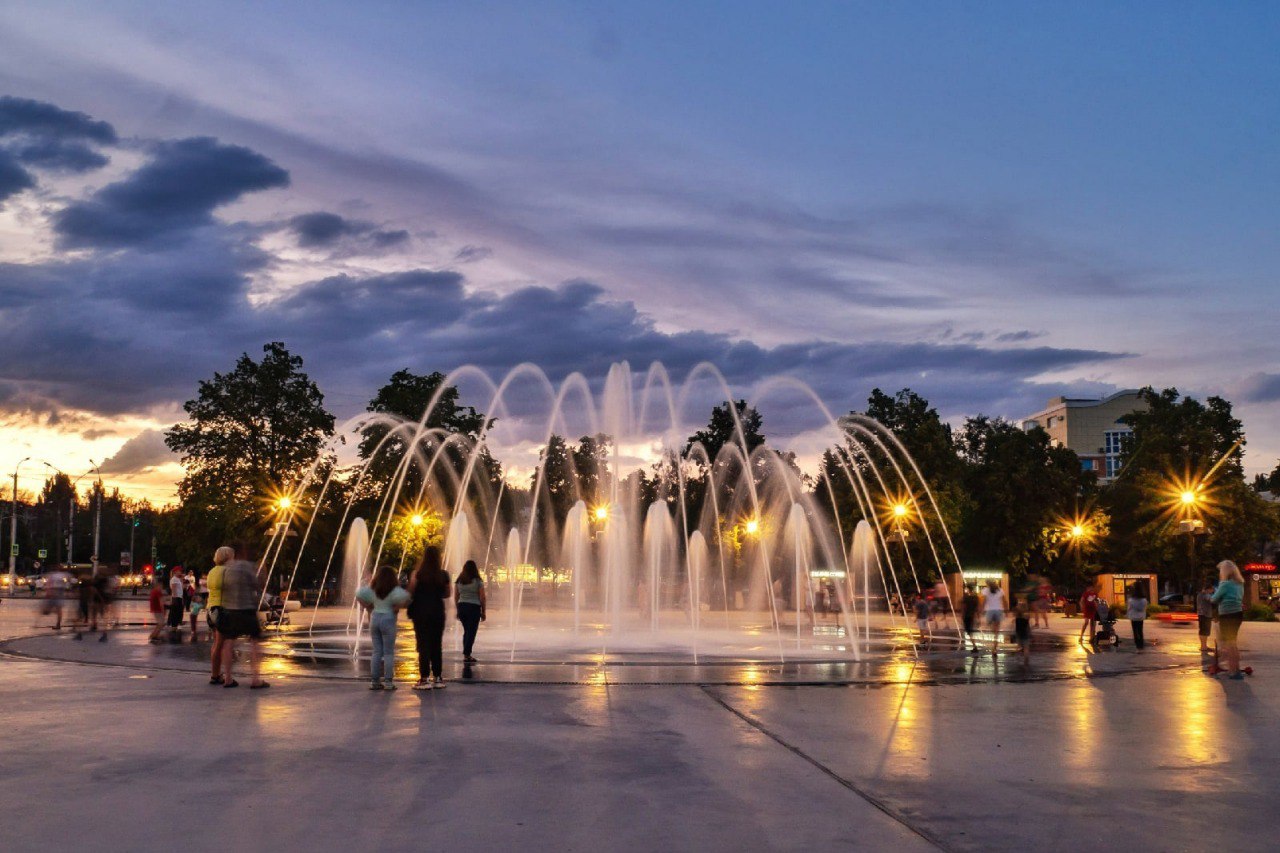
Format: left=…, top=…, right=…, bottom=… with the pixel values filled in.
left=958, top=416, right=1092, bottom=576
left=164, top=342, right=334, bottom=567
left=684, top=399, right=764, bottom=464
left=1105, top=387, right=1277, bottom=588
left=358, top=369, right=493, bottom=487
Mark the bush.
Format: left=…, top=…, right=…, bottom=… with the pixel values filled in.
left=1244, top=603, right=1277, bottom=622
left=1146, top=603, right=1167, bottom=617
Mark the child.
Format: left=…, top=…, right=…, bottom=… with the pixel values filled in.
left=961, top=583, right=981, bottom=654
left=147, top=580, right=167, bottom=643
left=912, top=593, right=931, bottom=643
left=189, top=577, right=206, bottom=643
left=1014, top=596, right=1032, bottom=666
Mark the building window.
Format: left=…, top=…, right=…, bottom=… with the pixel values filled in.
left=1081, top=459, right=1095, bottom=472
left=1103, top=428, right=1131, bottom=479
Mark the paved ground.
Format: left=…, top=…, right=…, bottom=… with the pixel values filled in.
left=2, top=597, right=1277, bottom=852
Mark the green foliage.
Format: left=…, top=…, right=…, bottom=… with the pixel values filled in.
left=684, top=400, right=764, bottom=463
left=1145, top=603, right=1167, bottom=616
left=383, top=510, right=446, bottom=564
left=958, top=416, right=1093, bottom=573
left=1245, top=603, right=1276, bottom=622
left=164, top=342, right=334, bottom=568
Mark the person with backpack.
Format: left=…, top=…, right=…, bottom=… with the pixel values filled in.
left=407, top=547, right=451, bottom=690
left=356, top=565, right=410, bottom=690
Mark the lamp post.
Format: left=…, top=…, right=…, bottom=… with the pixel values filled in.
left=9, top=456, right=31, bottom=591
left=68, top=465, right=99, bottom=569
left=91, top=460, right=102, bottom=572
left=1178, top=488, right=1203, bottom=590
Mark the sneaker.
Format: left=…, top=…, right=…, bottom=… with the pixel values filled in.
left=464, top=655, right=477, bottom=663
left=433, top=678, right=446, bottom=689
left=369, top=681, right=383, bottom=690
left=412, top=680, right=433, bottom=690
left=384, top=682, right=397, bottom=691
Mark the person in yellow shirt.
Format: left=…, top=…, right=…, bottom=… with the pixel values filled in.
left=206, top=546, right=232, bottom=685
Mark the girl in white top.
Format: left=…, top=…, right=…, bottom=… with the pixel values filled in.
left=981, top=580, right=1006, bottom=655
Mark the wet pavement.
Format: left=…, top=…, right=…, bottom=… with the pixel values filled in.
left=2, top=597, right=1277, bottom=852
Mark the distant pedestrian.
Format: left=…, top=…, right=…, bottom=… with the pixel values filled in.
left=218, top=545, right=269, bottom=690
left=43, top=565, right=72, bottom=631
left=1196, top=580, right=1215, bottom=657
left=407, top=546, right=451, bottom=690
left=912, top=593, right=931, bottom=643
left=148, top=579, right=167, bottom=643
left=357, top=565, right=410, bottom=690
left=931, top=579, right=949, bottom=627
left=1211, top=560, right=1246, bottom=679
left=167, top=567, right=186, bottom=637
left=1031, top=574, right=1052, bottom=629
left=1078, top=583, right=1099, bottom=644
left=454, top=560, right=486, bottom=663
left=981, top=580, right=1005, bottom=655
left=961, top=583, right=981, bottom=653
left=206, top=547, right=231, bottom=683
left=1126, top=583, right=1148, bottom=651
left=1013, top=596, right=1032, bottom=666
left=189, top=575, right=206, bottom=642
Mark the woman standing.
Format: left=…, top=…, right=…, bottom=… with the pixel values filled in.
left=206, top=546, right=231, bottom=683
left=454, top=560, right=486, bottom=663
left=408, top=547, right=451, bottom=690
left=981, top=579, right=1005, bottom=656
left=356, top=565, right=410, bottom=690
left=1126, top=583, right=1148, bottom=651
left=1211, top=560, right=1246, bottom=679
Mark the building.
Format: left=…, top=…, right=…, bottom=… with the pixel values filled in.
left=1021, top=390, right=1148, bottom=483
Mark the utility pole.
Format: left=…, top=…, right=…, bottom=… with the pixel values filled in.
left=91, top=464, right=102, bottom=572
left=10, top=456, right=31, bottom=590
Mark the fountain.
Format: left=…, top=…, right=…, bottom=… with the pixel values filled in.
left=263, top=361, right=967, bottom=675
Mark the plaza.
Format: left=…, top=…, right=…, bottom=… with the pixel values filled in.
left=3, top=596, right=1276, bottom=853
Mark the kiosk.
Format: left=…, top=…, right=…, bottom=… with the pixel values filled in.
left=1242, top=563, right=1280, bottom=609
left=946, top=568, right=1008, bottom=606
left=1095, top=572, right=1157, bottom=607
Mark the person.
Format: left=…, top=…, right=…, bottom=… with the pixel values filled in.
left=1196, top=580, right=1215, bottom=656
left=189, top=575, right=206, bottom=642
left=931, top=579, right=949, bottom=627
left=43, top=564, right=72, bottom=631
left=1126, top=583, right=1148, bottom=651
left=1013, top=596, right=1032, bottom=666
left=357, top=565, right=410, bottom=690
left=1211, top=560, right=1246, bottom=679
left=912, top=593, right=931, bottom=643
left=981, top=579, right=1005, bottom=655
left=218, top=545, right=269, bottom=690
left=454, top=559, right=486, bottom=663
left=147, top=579, right=167, bottom=643
left=1032, top=575, right=1052, bottom=629
left=1078, top=583, right=1099, bottom=644
left=961, top=583, right=981, bottom=653
left=206, top=547, right=231, bottom=684
left=167, top=567, right=186, bottom=638
left=407, top=547, right=451, bottom=690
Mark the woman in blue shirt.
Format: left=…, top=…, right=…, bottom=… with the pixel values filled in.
left=1210, top=560, right=1246, bottom=679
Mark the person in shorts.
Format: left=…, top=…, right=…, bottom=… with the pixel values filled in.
left=981, top=579, right=1005, bottom=655
left=206, top=546, right=231, bottom=683
left=1078, top=583, right=1099, bottom=644
left=912, top=594, right=931, bottom=643
left=1014, top=596, right=1032, bottom=666
left=1211, top=561, right=1246, bottom=679
left=167, top=567, right=186, bottom=636
left=148, top=580, right=167, bottom=642
left=217, top=545, right=268, bottom=689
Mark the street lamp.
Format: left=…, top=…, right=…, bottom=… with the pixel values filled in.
left=744, top=517, right=760, bottom=536
left=410, top=512, right=424, bottom=528
left=9, top=456, right=31, bottom=589
left=67, top=464, right=100, bottom=569
left=594, top=505, right=609, bottom=522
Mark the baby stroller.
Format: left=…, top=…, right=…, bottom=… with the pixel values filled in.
left=260, top=594, right=290, bottom=628
left=1092, top=598, right=1121, bottom=647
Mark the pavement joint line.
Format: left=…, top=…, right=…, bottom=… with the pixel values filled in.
left=698, top=683, right=953, bottom=853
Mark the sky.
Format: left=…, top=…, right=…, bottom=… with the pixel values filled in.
left=0, top=1, right=1277, bottom=503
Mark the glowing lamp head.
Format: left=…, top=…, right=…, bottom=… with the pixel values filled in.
left=1070, top=524, right=1085, bottom=538
left=594, top=506, right=609, bottom=521
left=893, top=504, right=908, bottom=518
left=1180, top=490, right=1197, bottom=506
left=410, top=513, right=424, bottom=527
left=744, top=519, right=760, bottom=535
left=276, top=496, right=292, bottom=511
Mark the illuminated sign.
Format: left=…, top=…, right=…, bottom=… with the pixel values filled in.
left=810, top=569, right=846, bottom=579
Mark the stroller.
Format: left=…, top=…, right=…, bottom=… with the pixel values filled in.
left=1092, top=598, right=1121, bottom=647
left=260, top=594, right=291, bottom=628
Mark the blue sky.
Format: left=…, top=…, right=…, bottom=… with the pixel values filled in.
left=0, top=2, right=1277, bottom=498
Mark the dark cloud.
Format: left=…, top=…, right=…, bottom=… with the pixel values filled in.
left=0, top=150, right=35, bottom=201
left=454, top=244, right=492, bottom=263
left=287, top=211, right=410, bottom=251
left=54, top=136, right=289, bottom=249
left=98, top=429, right=175, bottom=475
left=12, top=138, right=108, bottom=172
left=1242, top=373, right=1280, bottom=404
left=0, top=96, right=117, bottom=144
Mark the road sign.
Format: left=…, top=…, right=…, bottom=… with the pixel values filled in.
left=37, top=549, right=47, bottom=559
left=120, top=551, right=131, bottom=566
